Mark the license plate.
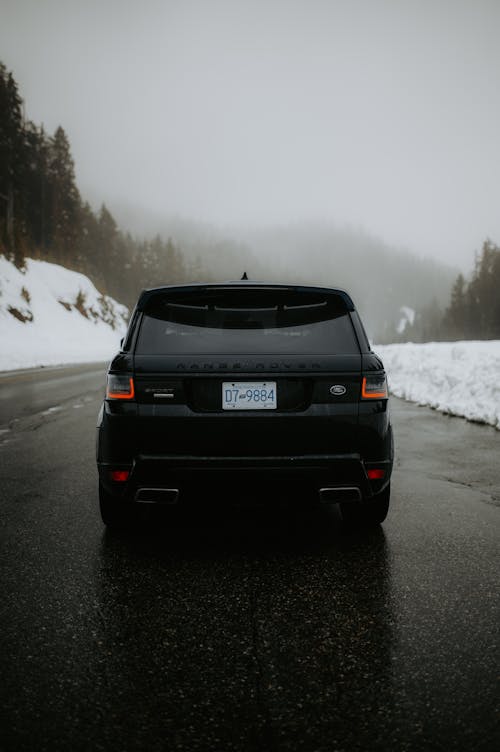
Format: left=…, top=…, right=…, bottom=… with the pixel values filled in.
left=222, top=382, right=277, bottom=410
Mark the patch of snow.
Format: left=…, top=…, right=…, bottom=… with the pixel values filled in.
left=396, top=305, right=416, bottom=334
left=0, top=256, right=129, bottom=371
left=375, top=341, right=500, bottom=429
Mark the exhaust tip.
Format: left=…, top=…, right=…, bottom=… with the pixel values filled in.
left=135, top=488, right=179, bottom=505
left=319, top=486, right=362, bottom=504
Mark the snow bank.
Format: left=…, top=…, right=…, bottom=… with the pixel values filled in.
left=0, top=256, right=129, bottom=370
left=376, top=341, right=500, bottom=429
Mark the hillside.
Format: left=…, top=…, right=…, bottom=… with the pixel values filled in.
left=0, top=256, right=128, bottom=371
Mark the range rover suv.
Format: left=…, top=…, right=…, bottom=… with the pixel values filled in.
left=96, top=282, right=393, bottom=527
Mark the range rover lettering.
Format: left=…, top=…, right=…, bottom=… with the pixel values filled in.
left=96, top=282, right=393, bottom=527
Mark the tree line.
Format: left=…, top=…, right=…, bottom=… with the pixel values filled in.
left=386, top=239, right=500, bottom=343
left=0, top=61, right=196, bottom=307
left=444, top=239, right=500, bottom=339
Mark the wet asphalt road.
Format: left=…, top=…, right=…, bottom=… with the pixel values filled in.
left=0, top=365, right=498, bottom=752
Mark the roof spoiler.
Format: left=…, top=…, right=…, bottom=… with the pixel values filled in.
left=137, top=284, right=356, bottom=313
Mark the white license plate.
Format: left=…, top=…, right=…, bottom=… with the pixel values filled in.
left=222, top=382, right=277, bottom=410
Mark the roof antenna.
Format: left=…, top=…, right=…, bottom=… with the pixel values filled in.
left=241, top=272, right=248, bottom=280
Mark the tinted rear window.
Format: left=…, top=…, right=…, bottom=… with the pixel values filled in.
left=136, top=291, right=359, bottom=355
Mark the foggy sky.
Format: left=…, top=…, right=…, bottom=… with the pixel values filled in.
left=2, top=0, right=500, bottom=268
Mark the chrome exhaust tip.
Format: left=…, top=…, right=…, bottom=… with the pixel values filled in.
left=135, top=488, right=179, bottom=505
left=319, top=486, right=362, bottom=504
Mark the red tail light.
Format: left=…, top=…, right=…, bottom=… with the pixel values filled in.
left=367, top=468, right=385, bottom=480
left=110, top=470, right=130, bottom=482
left=106, top=374, right=135, bottom=400
left=361, top=375, right=388, bottom=399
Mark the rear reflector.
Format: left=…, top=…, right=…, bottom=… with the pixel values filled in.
left=106, top=374, right=135, bottom=400
left=111, top=470, right=130, bottom=482
left=367, top=468, right=385, bottom=480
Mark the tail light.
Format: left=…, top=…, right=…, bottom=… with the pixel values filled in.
left=367, top=468, right=385, bottom=480
left=110, top=470, right=130, bottom=482
left=361, top=374, right=388, bottom=400
left=106, top=374, right=135, bottom=400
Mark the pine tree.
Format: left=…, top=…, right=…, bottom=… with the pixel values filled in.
left=46, top=126, right=81, bottom=262
left=445, top=273, right=466, bottom=338
left=470, top=240, right=500, bottom=337
left=18, top=122, right=50, bottom=253
left=0, top=63, right=23, bottom=264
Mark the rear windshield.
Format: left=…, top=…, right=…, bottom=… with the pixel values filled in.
left=135, top=291, right=359, bottom=355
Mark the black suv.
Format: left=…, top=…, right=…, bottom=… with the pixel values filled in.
left=97, top=282, right=393, bottom=526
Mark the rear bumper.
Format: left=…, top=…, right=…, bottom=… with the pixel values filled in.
left=97, top=453, right=392, bottom=504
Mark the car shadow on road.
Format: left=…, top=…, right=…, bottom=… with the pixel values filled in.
left=99, top=495, right=389, bottom=562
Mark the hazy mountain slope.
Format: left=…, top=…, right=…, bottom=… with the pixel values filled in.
left=238, top=224, right=457, bottom=340
left=111, top=205, right=456, bottom=340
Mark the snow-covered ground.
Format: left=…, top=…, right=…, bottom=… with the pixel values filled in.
left=0, top=256, right=128, bottom=370
left=376, top=341, right=500, bottom=430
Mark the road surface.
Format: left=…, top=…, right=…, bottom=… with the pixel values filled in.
left=0, top=364, right=498, bottom=751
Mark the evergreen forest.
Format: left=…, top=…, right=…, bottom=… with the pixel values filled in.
left=0, top=61, right=190, bottom=307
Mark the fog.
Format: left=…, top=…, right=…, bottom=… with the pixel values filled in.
left=2, top=0, right=500, bottom=270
